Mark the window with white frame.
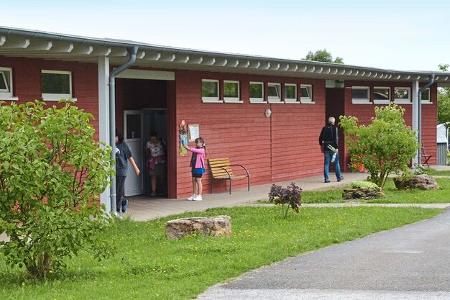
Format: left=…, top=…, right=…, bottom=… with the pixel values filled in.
left=421, top=88, right=431, bottom=102
left=201, top=79, right=220, bottom=102
left=0, top=67, right=14, bottom=100
left=41, top=70, right=73, bottom=101
left=284, top=83, right=297, bottom=102
left=351, top=86, right=370, bottom=103
left=249, top=82, right=265, bottom=103
left=300, top=84, right=313, bottom=103
left=373, top=86, right=391, bottom=104
left=394, top=87, right=411, bottom=103
left=267, top=83, right=281, bottom=102
left=223, top=80, right=241, bottom=102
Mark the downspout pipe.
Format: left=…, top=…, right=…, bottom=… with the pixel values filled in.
left=417, top=73, right=435, bottom=167
left=109, top=46, right=139, bottom=214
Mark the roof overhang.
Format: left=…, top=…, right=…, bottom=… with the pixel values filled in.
left=1, top=26, right=449, bottom=85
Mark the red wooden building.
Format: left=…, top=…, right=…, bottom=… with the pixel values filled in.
left=0, top=27, right=447, bottom=212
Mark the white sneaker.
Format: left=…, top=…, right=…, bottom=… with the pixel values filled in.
left=193, top=195, right=203, bottom=201
left=187, top=194, right=196, bottom=201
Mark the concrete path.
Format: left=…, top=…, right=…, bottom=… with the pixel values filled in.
left=199, top=208, right=450, bottom=300
left=126, top=172, right=367, bottom=221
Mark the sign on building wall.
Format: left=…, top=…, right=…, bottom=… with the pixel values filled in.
left=188, top=124, right=200, bottom=141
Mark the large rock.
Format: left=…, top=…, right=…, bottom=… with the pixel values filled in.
left=343, top=187, right=384, bottom=200
left=165, top=215, right=231, bottom=239
left=394, top=174, right=438, bottom=190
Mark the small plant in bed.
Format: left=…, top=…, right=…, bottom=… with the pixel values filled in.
left=343, top=181, right=383, bottom=200
left=268, top=183, right=302, bottom=218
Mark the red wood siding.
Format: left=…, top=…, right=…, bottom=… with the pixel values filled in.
left=174, top=70, right=326, bottom=198
left=0, top=55, right=99, bottom=138
left=343, top=81, right=437, bottom=167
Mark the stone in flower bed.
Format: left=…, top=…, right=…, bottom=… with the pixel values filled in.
left=393, top=174, right=438, bottom=190
left=165, top=215, right=231, bottom=239
left=343, top=181, right=384, bottom=200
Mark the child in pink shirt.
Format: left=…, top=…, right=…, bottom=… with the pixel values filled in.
left=183, top=137, right=206, bottom=201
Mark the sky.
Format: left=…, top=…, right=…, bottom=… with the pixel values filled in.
left=1, top=0, right=449, bottom=71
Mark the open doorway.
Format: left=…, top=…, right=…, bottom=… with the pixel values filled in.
left=117, top=77, right=171, bottom=198
left=325, top=87, right=346, bottom=169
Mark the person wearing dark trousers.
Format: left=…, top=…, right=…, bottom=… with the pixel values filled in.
left=115, top=131, right=140, bottom=215
left=319, top=117, right=344, bottom=183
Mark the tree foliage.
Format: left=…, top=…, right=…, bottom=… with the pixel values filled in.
left=304, top=49, right=344, bottom=64
left=0, top=101, right=113, bottom=279
left=438, top=64, right=450, bottom=126
left=340, top=104, right=418, bottom=189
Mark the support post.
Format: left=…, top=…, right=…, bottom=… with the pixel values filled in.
left=412, top=80, right=420, bottom=167
left=98, top=56, right=111, bottom=212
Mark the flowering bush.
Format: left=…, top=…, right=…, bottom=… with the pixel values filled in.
left=0, top=101, right=113, bottom=279
left=340, top=104, right=417, bottom=189
left=268, top=183, right=302, bottom=218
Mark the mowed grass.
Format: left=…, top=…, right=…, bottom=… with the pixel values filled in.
left=369, top=177, right=450, bottom=203
left=0, top=206, right=441, bottom=300
left=427, top=169, right=450, bottom=177
left=301, top=178, right=450, bottom=204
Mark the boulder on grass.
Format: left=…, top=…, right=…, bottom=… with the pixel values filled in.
left=394, top=174, right=438, bottom=190
left=343, top=181, right=383, bottom=200
left=165, top=215, right=231, bottom=239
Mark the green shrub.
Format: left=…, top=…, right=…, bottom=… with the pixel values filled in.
left=0, top=101, right=113, bottom=279
left=268, top=183, right=302, bottom=218
left=351, top=181, right=379, bottom=189
left=340, top=104, right=418, bottom=189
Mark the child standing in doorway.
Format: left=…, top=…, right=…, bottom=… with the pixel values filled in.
left=183, top=137, right=206, bottom=201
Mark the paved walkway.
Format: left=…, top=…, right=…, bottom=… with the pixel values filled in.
left=199, top=208, right=450, bottom=300
left=126, top=172, right=368, bottom=221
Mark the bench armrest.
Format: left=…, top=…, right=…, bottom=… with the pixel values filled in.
left=229, top=164, right=250, bottom=177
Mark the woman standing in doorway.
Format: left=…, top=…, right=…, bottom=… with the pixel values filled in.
left=146, top=132, right=166, bottom=197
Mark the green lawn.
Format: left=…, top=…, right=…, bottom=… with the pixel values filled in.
left=427, top=169, right=450, bottom=177
left=0, top=206, right=441, bottom=299
left=301, top=177, right=450, bottom=204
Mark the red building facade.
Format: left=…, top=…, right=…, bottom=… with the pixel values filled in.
left=0, top=27, right=444, bottom=208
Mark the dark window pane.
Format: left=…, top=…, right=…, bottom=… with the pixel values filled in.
left=249, top=83, right=263, bottom=99
left=42, top=72, right=71, bottom=94
left=421, top=89, right=430, bottom=100
left=0, top=71, right=10, bottom=91
left=352, top=88, right=369, bottom=99
left=373, top=88, right=390, bottom=100
left=126, top=114, right=141, bottom=139
left=202, top=81, right=218, bottom=98
left=268, top=84, right=280, bottom=98
left=0, top=71, right=9, bottom=91
left=224, top=82, right=239, bottom=98
left=301, top=86, right=311, bottom=98
left=285, top=85, right=296, bottom=99
left=394, top=88, right=409, bottom=99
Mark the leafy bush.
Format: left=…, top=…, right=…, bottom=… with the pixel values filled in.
left=0, top=101, right=113, bottom=279
left=268, top=183, right=302, bottom=218
left=351, top=181, right=379, bottom=190
left=340, top=104, right=418, bottom=189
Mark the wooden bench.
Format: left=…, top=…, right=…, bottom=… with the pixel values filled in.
left=208, top=158, right=250, bottom=194
left=421, top=147, right=432, bottom=167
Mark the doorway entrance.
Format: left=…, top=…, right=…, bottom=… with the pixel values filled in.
left=325, top=87, right=346, bottom=169
left=123, top=109, right=168, bottom=197
left=116, top=74, right=174, bottom=198
left=124, top=110, right=144, bottom=196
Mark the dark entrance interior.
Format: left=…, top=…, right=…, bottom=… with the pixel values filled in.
left=325, top=87, right=346, bottom=169
left=116, top=78, right=169, bottom=197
